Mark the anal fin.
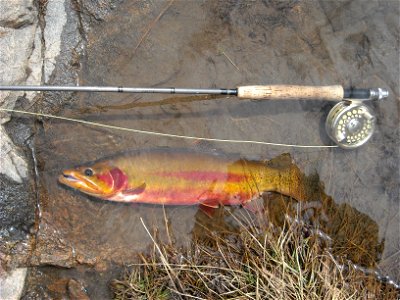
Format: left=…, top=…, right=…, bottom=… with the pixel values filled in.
left=199, top=199, right=220, bottom=217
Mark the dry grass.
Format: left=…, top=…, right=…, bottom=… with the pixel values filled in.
left=111, top=208, right=398, bottom=300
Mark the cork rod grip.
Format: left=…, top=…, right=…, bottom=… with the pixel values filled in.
left=237, top=85, right=344, bottom=101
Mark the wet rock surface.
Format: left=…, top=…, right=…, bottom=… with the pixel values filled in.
left=0, top=0, right=399, bottom=298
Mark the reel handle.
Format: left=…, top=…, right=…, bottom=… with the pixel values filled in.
left=237, top=85, right=344, bottom=101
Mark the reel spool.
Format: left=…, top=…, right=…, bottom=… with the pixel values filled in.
left=326, top=101, right=376, bottom=149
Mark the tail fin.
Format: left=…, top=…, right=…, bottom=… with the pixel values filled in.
left=264, top=154, right=327, bottom=202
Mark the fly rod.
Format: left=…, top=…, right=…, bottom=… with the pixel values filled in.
left=0, top=84, right=388, bottom=101
left=0, top=84, right=389, bottom=148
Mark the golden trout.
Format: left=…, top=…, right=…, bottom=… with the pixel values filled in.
left=59, top=149, right=314, bottom=211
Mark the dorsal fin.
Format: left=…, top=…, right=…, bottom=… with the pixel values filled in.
left=265, top=153, right=293, bottom=170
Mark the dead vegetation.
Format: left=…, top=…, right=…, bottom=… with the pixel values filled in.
left=111, top=204, right=398, bottom=300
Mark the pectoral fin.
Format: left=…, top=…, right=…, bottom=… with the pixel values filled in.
left=122, top=182, right=146, bottom=196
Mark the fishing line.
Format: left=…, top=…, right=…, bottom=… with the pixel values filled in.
left=0, top=108, right=338, bottom=148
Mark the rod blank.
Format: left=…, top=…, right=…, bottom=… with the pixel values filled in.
left=0, top=85, right=237, bottom=95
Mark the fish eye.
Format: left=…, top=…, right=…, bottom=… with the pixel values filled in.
left=84, top=168, right=94, bottom=176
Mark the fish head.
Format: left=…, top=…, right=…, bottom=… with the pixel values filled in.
left=59, top=162, right=128, bottom=198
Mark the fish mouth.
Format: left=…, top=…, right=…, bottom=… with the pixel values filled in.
left=60, top=173, right=79, bottom=182
left=59, top=171, right=80, bottom=184
left=58, top=171, right=102, bottom=195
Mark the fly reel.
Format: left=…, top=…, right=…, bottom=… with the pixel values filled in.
left=326, top=102, right=375, bottom=149
left=325, top=88, right=388, bottom=149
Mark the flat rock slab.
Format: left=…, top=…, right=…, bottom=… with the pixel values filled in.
left=0, top=0, right=398, bottom=298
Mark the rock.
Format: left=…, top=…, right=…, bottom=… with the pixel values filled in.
left=0, top=127, right=28, bottom=183
left=0, top=267, right=27, bottom=300
left=43, top=0, right=67, bottom=82
left=67, top=279, right=90, bottom=300
left=0, top=0, right=41, bottom=115
left=0, top=0, right=42, bottom=183
left=45, top=278, right=89, bottom=299
left=0, top=1, right=36, bottom=29
left=25, top=26, right=43, bottom=97
left=0, top=171, right=35, bottom=238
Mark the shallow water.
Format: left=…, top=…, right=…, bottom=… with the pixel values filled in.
left=15, top=0, right=400, bottom=297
